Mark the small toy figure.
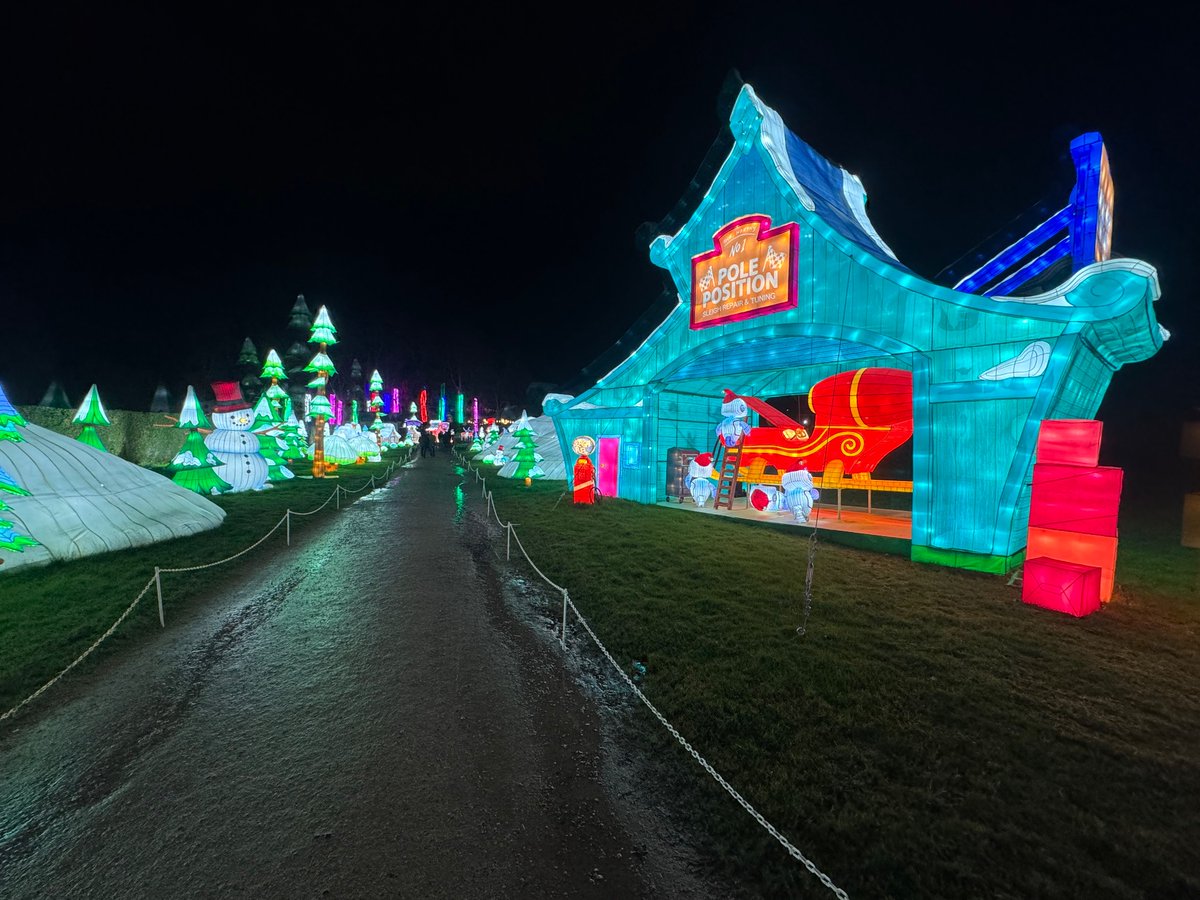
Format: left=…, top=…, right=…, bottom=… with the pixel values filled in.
left=749, top=483, right=786, bottom=512
left=686, top=452, right=716, bottom=508
left=781, top=459, right=819, bottom=524
left=573, top=453, right=595, bottom=504
left=716, top=389, right=754, bottom=448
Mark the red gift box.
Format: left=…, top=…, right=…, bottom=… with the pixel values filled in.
left=1022, top=556, right=1102, bottom=617
left=1036, top=419, right=1103, bottom=467
left=1029, top=463, right=1122, bottom=536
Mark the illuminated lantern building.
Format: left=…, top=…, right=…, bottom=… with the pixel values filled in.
left=544, top=82, right=1164, bottom=575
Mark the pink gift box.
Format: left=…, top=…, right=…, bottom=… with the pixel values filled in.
left=1022, top=556, right=1102, bottom=617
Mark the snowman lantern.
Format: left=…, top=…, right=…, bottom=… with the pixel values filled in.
left=205, top=380, right=272, bottom=492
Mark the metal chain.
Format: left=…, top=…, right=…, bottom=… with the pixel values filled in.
left=796, top=529, right=818, bottom=637
left=565, top=597, right=848, bottom=899
left=1, top=575, right=157, bottom=723
left=483, top=489, right=849, bottom=899
left=159, top=514, right=288, bottom=573
left=2, top=458, right=403, bottom=725
left=288, top=488, right=340, bottom=516
left=506, top=521, right=567, bottom=594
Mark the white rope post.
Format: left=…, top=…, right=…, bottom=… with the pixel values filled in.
left=506, top=522, right=512, bottom=560
left=336, top=485, right=341, bottom=510
left=154, top=567, right=164, bottom=628
left=560, top=588, right=569, bottom=649
left=286, top=509, right=291, bottom=546
left=369, top=474, right=375, bottom=490
left=481, top=479, right=487, bottom=498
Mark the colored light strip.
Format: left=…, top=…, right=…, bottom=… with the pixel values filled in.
left=987, top=238, right=1070, bottom=297
left=954, top=207, right=1070, bottom=294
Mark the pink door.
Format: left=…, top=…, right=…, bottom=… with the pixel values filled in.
left=597, top=437, right=619, bottom=499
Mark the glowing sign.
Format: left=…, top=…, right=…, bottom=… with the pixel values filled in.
left=690, top=214, right=798, bottom=330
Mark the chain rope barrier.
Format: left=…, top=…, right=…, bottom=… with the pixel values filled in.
left=1, top=575, right=157, bottom=723
left=288, top=488, right=340, bottom=517
left=158, top=514, right=289, bottom=574
left=1, top=458, right=406, bottom=726
left=459, top=453, right=848, bottom=899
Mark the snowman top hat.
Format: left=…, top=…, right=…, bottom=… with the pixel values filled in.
left=210, top=380, right=248, bottom=414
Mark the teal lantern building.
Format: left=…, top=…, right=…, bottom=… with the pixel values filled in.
left=545, top=83, right=1164, bottom=574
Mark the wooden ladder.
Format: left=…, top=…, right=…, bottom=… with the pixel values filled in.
left=713, top=439, right=744, bottom=510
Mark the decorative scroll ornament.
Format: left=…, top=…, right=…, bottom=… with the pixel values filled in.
left=979, top=341, right=1052, bottom=381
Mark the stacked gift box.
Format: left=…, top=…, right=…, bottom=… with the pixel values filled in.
left=1022, top=420, right=1122, bottom=617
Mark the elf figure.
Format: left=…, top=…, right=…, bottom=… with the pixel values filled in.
left=205, top=381, right=271, bottom=492
left=686, top=452, right=716, bottom=508
left=781, top=459, right=819, bottom=524
left=716, top=390, right=753, bottom=448
left=749, top=483, right=786, bottom=513
left=572, top=453, right=595, bottom=505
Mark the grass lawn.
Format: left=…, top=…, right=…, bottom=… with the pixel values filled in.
left=462, top=451, right=1199, bottom=899
left=0, top=452, right=413, bottom=718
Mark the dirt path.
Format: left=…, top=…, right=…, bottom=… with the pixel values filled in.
left=0, top=455, right=729, bottom=898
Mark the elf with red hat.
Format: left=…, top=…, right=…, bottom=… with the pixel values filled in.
left=716, top=389, right=753, bottom=449
left=781, top=458, right=819, bottom=524
left=686, top=452, right=716, bottom=508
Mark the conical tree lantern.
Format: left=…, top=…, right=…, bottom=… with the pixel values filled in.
left=73, top=384, right=111, bottom=452
left=304, top=305, right=338, bottom=477
left=259, top=348, right=290, bottom=418
left=168, top=385, right=232, bottom=495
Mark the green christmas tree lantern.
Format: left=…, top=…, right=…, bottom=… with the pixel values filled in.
left=0, top=387, right=40, bottom=557
left=0, top=464, right=39, bottom=556
left=0, top=388, right=25, bottom=443
left=251, top=392, right=295, bottom=483
left=507, top=411, right=545, bottom=480
left=259, top=348, right=290, bottom=418
left=304, top=305, right=338, bottom=477
left=279, top=397, right=309, bottom=461
left=368, top=370, right=385, bottom=417
left=73, top=384, right=111, bottom=452
left=168, top=385, right=232, bottom=496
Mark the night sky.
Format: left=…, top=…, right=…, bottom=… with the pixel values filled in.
left=2, top=5, right=1195, bottom=426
